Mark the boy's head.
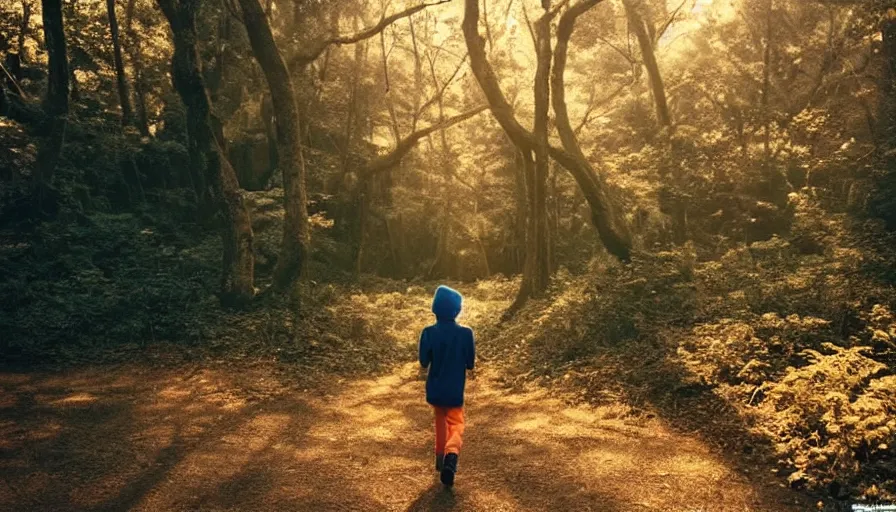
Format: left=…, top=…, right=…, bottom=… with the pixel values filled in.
left=432, top=285, right=463, bottom=321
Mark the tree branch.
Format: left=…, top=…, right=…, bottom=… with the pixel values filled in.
left=358, top=105, right=487, bottom=179
left=575, top=81, right=628, bottom=134
left=417, top=53, right=468, bottom=121
left=551, top=0, right=632, bottom=260
left=653, top=0, right=688, bottom=46
left=594, top=34, right=636, bottom=64
left=289, top=0, right=452, bottom=69
left=462, top=0, right=535, bottom=151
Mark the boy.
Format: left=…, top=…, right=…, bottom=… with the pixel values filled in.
left=418, top=285, right=476, bottom=487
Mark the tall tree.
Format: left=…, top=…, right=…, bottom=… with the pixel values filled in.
left=425, top=49, right=466, bottom=280
left=125, top=0, right=150, bottom=135
left=527, top=4, right=552, bottom=298
left=464, top=0, right=630, bottom=309
left=760, top=0, right=774, bottom=169
left=623, top=0, right=670, bottom=128
left=463, top=0, right=631, bottom=266
left=237, top=0, right=310, bottom=293
left=18, top=0, right=33, bottom=66
left=106, top=0, right=133, bottom=125
left=874, top=6, right=896, bottom=225
left=624, top=0, right=689, bottom=241
left=880, top=6, right=896, bottom=151
left=33, top=0, right=69, bottom=214
left=156, top=0, right=255, bottom=306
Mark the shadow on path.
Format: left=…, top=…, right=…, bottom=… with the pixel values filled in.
left=0, top=357, right=813, bottom=511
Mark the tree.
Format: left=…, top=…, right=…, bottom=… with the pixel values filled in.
left=527, top=3, right=553, bottom=298
left=622, top=0, right=670, bottom=128
left=880, top=7, right=896, bottom=151
left=622, top=0, right=689, bottom=241
left=33, top=0, right=69, bottom=215
left=463, top=0, right=631, bottom=268
left=873, top=6, right=896, bottom=224
left=106, top=0, right=133, bottom=126
left=237, top=0, right=310, bottom=293
left=17, top=0, right=32, bottom=66
left=463, top=0, right=631, bottom=309
left=125, top=0, right=150, bottom=135
left=157, top=0, right=255, bottom=306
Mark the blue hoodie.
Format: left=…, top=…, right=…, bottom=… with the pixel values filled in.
left=419, top=285, right=476, bottom=408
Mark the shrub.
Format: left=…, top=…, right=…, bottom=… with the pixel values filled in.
left=754, top=344, right=896, bottom=497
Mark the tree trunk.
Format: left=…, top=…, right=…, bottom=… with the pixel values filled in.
left=529, top=10, right=551, bottom=298
left=880, top=8, right=896, bottom=151
left=125, top=0, right=149, bottom=135
left=385, top=213, right=405, bottom=277
left=238, top=0, right=310, bottom=293
left=549, top=165, right=559, bottom=272
left=354, top=184, right=368, bottom=276
left=106, top=0, right=132, bottom=125
left=429, top=37, right=458, bottom=281
left=260, top=94, right=278, bottom=182
left=507, top=3, right=553, bottom=312
left=427, top=199, right=452, bottom=279
left=462, top=0, right=631, bottom=262
left=623, top=0, right=670, bottom=128
left=68, top=49, right=79, bottom=102
left=329, top=18, right=364, bottom=194
left=761, top=0, right=773, bottom=168
left=551, top=0, right=634, bottom=257
left=623, top=0, right=690, bottom=241
left=18, top=0, right=32, bottom=64
left=512, top=149, right=528, bottom=273
left=756, top=0, right=789, bottom=207
left=33, top=0, right=69, bottom=215
left=876, top=7, right=896, bottom=224
left=157, top=0, right=255, bottom=306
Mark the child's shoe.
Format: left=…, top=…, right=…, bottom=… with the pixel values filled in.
left=435, top=453, right=444, bottom=472
left=440, top=453, right=458, bottom=486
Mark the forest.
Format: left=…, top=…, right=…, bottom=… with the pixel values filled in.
left=1, top=0, right=895, bottom=509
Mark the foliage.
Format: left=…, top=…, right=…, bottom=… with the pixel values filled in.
left=483, top=246, right=698, bottom=378
left=0, top=210, right=218, bottom=353
left=2, top=0, right=896, bottom=503
left=753, top=344, right=896, bottom=498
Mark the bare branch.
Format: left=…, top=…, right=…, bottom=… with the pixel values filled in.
left=653, top=0, right=689, bottom=46
left=358, top=105, right=488, bottom=179
left=575, top=82, right=628, bottom=134
left=289, top=0, right=452, bottom=69
left=554, top=0, right=606, bottom=164
left=594, top=34, right=637, bottom=64
left=0, top=61, right=28, bottom=98
left=418, top=53, right=468, bottom=120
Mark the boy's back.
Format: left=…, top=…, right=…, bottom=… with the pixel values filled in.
left=419, top=321, right=475, bottom=408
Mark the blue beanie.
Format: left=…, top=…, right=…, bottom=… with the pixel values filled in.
left=432, top=285, right=462, bottom=320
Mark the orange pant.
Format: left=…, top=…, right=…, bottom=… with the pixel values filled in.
left=433, top=406, right=465, bottom=455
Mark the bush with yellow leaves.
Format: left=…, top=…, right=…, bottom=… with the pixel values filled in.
left=754, top=343, right=896, bottom=498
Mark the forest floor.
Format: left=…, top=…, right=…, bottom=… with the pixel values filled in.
left=0, top=361, right=815, bottom=512
left=0, top=285, right=821, bottom=512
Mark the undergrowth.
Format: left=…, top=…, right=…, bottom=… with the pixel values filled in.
left=485, top=192, right=896, bottom=502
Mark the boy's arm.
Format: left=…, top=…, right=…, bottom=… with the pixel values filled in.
left=418, top=329, right=431, bottom=368
left=466, top=329, right=475, bottom=370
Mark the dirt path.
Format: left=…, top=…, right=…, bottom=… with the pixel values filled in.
left=0, top=358, right=813, bottom=511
